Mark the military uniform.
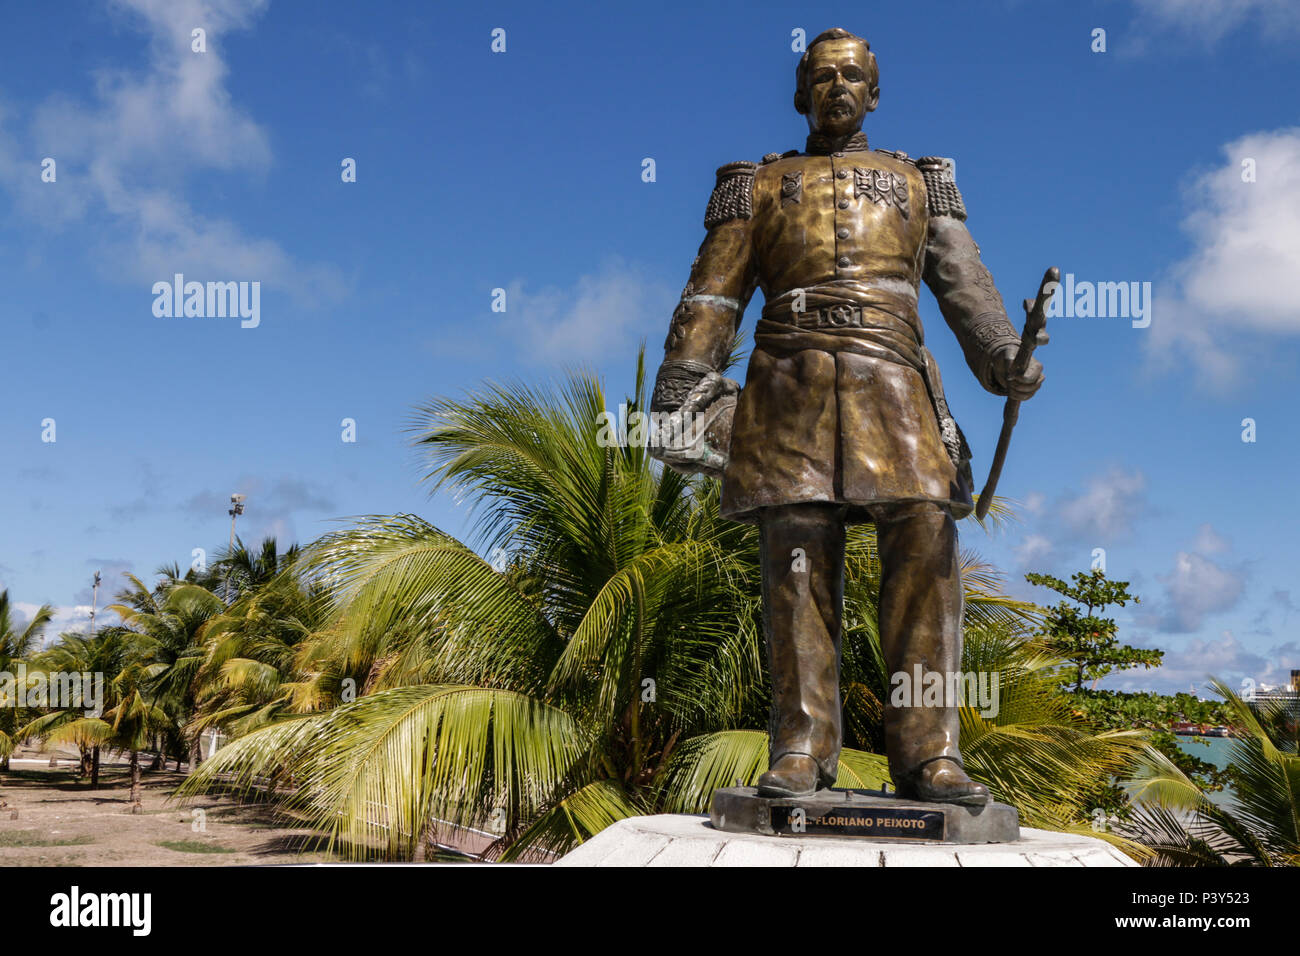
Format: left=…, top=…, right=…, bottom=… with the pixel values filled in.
left=651, top=130, right=1021, bottom=798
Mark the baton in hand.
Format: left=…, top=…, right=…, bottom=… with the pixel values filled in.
left=974, top=266, right=1057, bottom=520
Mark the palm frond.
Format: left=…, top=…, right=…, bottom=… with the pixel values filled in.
left=500, top=779, right=642, bottom=861
left=179, top=685, right=584, bottom=860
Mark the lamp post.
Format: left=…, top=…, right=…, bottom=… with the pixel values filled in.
left=225, top=494, right=245, bottom=603
left=228, top=493, right=245, bottom=553
left=62, top=570, right=102, bottom=767
left=88, top=570, right=101, bottom=635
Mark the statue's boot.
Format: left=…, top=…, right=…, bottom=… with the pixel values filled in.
left=755, top=753, right=823, bottom=798
left=754, top=504, right=844, bottom=798
left=874, top=502, right=989, bottom=807
left=895, top=756, right=989, bottom=806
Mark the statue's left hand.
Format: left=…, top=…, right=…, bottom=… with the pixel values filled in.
left=990, top=344, right=1045, bottom=401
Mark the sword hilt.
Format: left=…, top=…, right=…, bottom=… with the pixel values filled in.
left=1011, top=266, right=1057, bottom=377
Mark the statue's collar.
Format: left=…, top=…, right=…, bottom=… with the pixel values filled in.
left=804, top=130, right=869, bottom=156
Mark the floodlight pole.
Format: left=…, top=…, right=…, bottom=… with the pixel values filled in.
left=88, top=570, right=101, bottom=635
left=226, top=494, right=246, bottom=602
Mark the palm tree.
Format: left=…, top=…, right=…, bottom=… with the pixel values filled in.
left=117, top=562, right=223, bottom=615
left=214, top=537, right=300, bottom=604
left=1124, top=679, right=1300, bottom=865
left=178, top=359, right=1147, bottom=861
left=106, top=581, right=224, bottom=770
left=0, top=592, right=54, bottom=771
left=190, top=554, right=331, bottom=739
left=24, top=629, right=169, bottom=799
left=23, top=629, right=139, bottom=786
left=105, top=687, right=171, bottom=807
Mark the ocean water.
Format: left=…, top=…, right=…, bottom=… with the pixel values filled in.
left=1174, top=735, right=1234, bottom=771
left=1173, top=735, right=1236, bottom=807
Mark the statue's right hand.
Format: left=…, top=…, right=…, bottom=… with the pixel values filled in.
left=651, top=372, right=739, bottom=479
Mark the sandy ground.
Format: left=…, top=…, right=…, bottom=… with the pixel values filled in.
left=0, top=746, right=335, bottom=867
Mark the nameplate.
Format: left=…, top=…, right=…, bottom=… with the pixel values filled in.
left=769, top=804, right=946, bottom=841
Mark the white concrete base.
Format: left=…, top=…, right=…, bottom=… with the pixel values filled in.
left=556, top=814, right=1136, bottom=867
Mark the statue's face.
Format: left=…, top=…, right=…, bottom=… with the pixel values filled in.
left=802, top=38, right=878, bottom=136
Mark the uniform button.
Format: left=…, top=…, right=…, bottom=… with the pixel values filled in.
left=838, top=199, right=849, bottom=209
left=836, top=227, right=849, bottom=239
left=837, top=256, right=851, bottom=268
left=832, top=151, right=845, bottom=158
left=836, top=169, right=848, bottom=179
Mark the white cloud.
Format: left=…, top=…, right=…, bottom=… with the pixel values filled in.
left=1191, top=523, right=1230, bottom=554
left=71, top=560, right=136, bottom=607
left=1056, top=467, right=1148, bottom=540
left=1174, top=130, right=1300, bottom=330
left=14, top=601, right=119, bottom=646
left=1013, top=533, right=1055, bottom=567
left=1147, top=128, right=1300, bottom=386
left=0, top=0, right=342, bottom=301
left=1131, top=0, right=1300, bottom=42
left=182, top=477, right=337, bottom=519
left=1155, top=550, right=1246, bottom=632
left=1117, top=630, right=1300, bottom=694
left=1247, top=587, right=1296, bottom=635
left=1002, top=469, right=1147, bottom=574
left=181, top=477, right=336, bottom=552
left=1112, top=629, right=1267, bottom=693
left=504, top=260, right=676, bottom=365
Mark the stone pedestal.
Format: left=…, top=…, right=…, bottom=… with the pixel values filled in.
left=710, top=786, right=1019, bottom=844
left=556, top=814, right=1136, bottom=866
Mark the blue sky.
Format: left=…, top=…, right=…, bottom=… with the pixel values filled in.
left=2, top=0, right=1298, bottom=694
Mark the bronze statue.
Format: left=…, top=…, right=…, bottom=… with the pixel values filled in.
left=650, top=29, right=1044, bottom=805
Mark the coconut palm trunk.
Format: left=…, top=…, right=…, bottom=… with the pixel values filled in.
left=130, top=749, right=141, bottom=804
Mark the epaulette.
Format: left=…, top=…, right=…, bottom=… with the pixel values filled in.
left=914, top=156, right=966, bottom=221
left=873, top=148, right=911, bottom=162
left=704, top=161, right=756, bottom=229
left=760, top=149, right=800, bottom=165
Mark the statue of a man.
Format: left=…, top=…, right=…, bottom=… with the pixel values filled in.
left=650, top=28, right=1043, bottom=804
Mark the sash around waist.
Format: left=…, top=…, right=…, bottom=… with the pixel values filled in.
left=762, top=279, right=919, bottom=325
left=758, top=281, right=925, bottom=371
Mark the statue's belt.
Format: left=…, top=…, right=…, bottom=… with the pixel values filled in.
left=758, top=285, right=924, bottom=373
left=756, top=318, right=924, bottom=375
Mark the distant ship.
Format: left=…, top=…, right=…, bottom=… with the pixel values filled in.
left=1170, top=722, right=1233, bottom=737
left=1172, top=670, right=1300, bottom=736
left=1241, top=669, right=1300, bottom=723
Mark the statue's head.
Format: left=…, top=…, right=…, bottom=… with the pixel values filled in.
left=794, top=29, right=880, bottom=137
